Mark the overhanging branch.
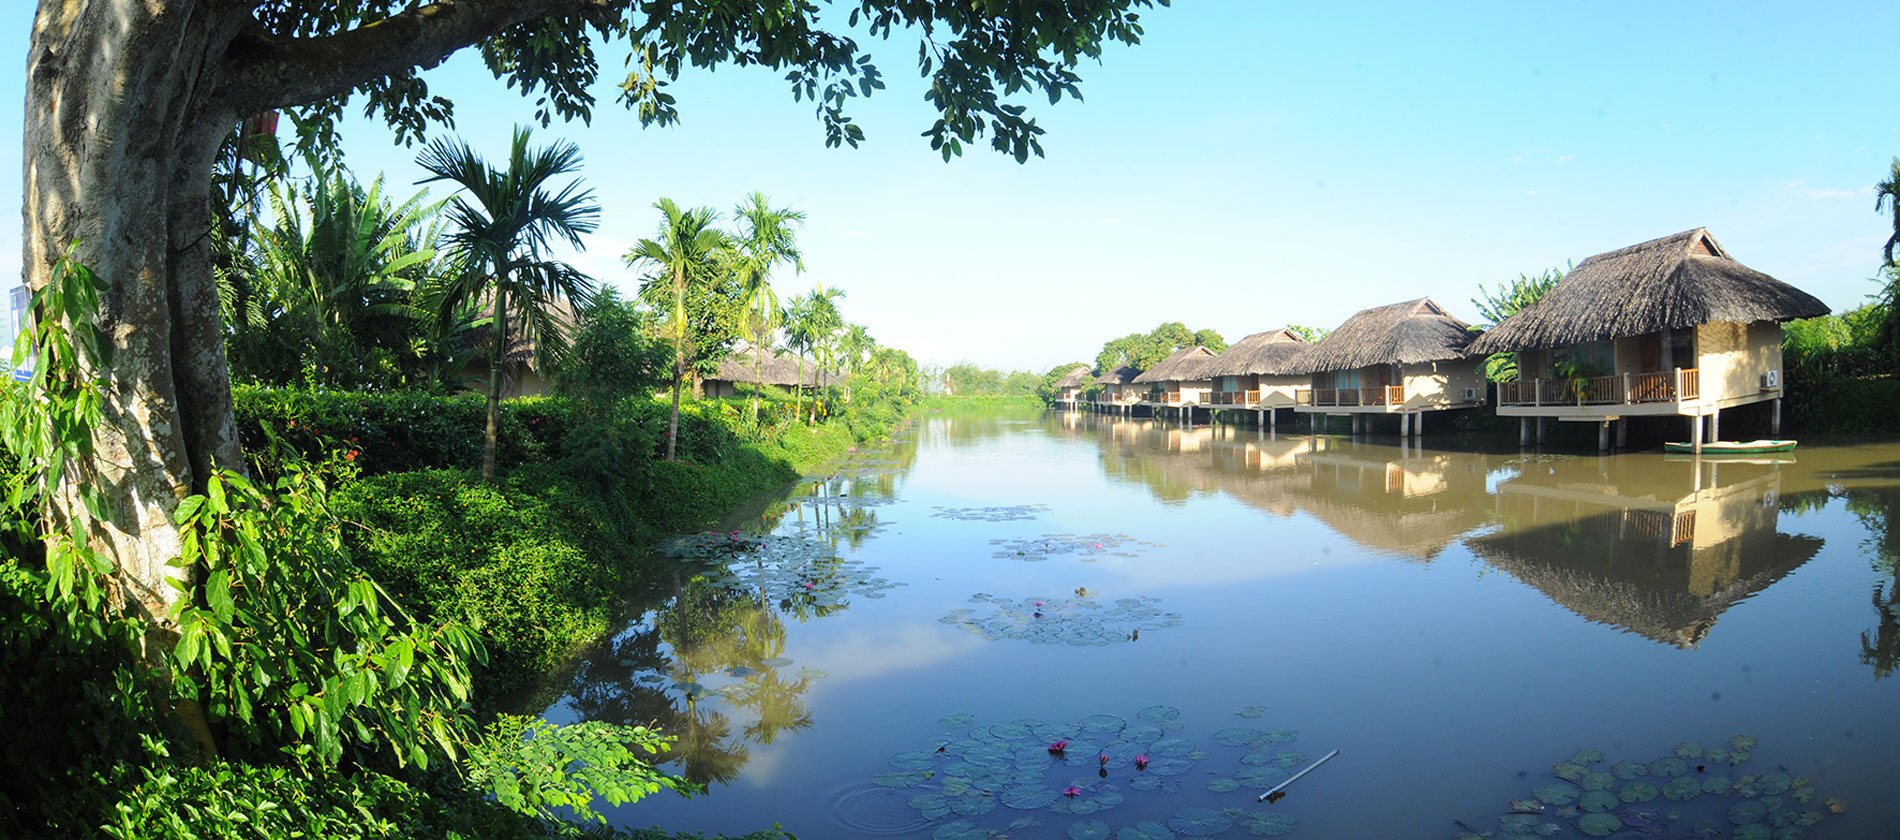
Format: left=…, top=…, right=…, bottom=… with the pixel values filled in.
left=219, top=0, right=614, bottom=115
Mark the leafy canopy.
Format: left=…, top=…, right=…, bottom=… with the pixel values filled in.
left=272, top=0, right=1171, bottom=164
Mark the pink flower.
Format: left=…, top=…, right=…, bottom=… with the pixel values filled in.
left=1098, top=753, right=1109, bottom=766
left=1048, top=739, right=1069, bottom=755
left=1033, top=600, right=1044, bottom=607
left=1094, top=543, right=1103, bottom=549
left=1063, top=786, right=1082, bottom=798
left=1134, top=754, right=1149, bottom=770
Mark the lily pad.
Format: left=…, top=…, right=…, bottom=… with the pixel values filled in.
left=1235, top=765, right=1291, bottom=790
left=1673, top=741, right=1704, bottom=759
left=1168, top=808, right=1234, bottom=837
left=1117, top=822, right=1176, bottom=840
left=1578, top=790, right=1618, bottom=812
left=1618, top=781, right=1658, bottom=803
left=1533, top=782, right=1580, bottom=806
left=1703, top=776, right=1732, bottom=796
left=1068, top=820, right=1112, bottom=840
left=1661, top=777, right=1702, bottom=802
left=1080, top=714, right=1128, bottom=735
left=1205, top=778, right=1240, bottom=793
left=1728, top=800, right=1769, bottom=825
left=892, top=751, right=941, bottom=770
left=1575, top=812, right=1622, bottom=837
left=932, top=820, right=986, bottom=840
left=944, top=595, right=1182, bottom=646
left=992, top=532, right=1163, bottom=563
left=1138, top=705, right=1182, bottom=723
left=933, top=504, right=1049, bottom=522
left=1732, top=825, right=1771, bottom=840
left=876, top=770, right=931, bottom=788
left=1240, top=812, right=1298, bottom=836
left=1610, top=761, right=1646, bottom=780
left=1002, top=786, right=1059, bottom=810
left=1648, top=756, right=1689, bottom=778
left=1213, top=728, right=1266, bottom=748
left=1149, top=737, right=1196, bottom=757
left=1570, top=748, right=1606, bottom=765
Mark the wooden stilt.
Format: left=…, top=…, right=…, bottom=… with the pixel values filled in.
left=1597, top=420, right=1609, bottom=452
left=1692, top=414, right=1704, bottom=455
left=1519, top=417, right=1530, bottom=447
left=1709, top=409, right=1720, bottom=442
left=1772, top=398, right=1781, bottom=435
left=1616, top=418, right=1628, bottom=448
left=1536, top=417, right=1546, bottom=445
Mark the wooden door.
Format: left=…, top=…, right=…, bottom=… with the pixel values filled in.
left=1638, top=333, right=1662, bottom=372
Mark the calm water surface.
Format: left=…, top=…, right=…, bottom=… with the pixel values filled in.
left=534, top=408, right=1900, bottom=838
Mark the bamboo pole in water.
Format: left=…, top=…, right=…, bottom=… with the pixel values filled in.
left=1256, top=749, right=1340, bottom=802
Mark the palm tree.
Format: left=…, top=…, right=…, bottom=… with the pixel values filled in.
left=838, top=323, right=874, bottom=403
left=730, top=193, right=805, bottom=423
left=626, top=198, right=728, bottom=461
left=783, top=285, right=846, bottom=422
left=417, top=127, right=599, bottom=482
left=1878, top=157, right=1900, bottom=267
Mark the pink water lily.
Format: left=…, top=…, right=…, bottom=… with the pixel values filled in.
left=1063, top=785, right=1082, bottom=798
left=1134, top=754, right=1149, bottom=770
left=1094, top=543, right=1103, bottom=549
left=1048, top=739, right=1069, bottom=754
left=1098, top=753, right=1109, bottom=766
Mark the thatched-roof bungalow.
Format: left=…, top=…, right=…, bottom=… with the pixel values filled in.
left=1291, top=298, right=1485, bottom=433
left=1131, top=346, right=1219, bottom=409
left=703, top=345, right=824, bottom=397
left=1465, top=456, right=1820, bottom=648
left=1202, top=329, right=1310, bottom=411
left=458, top=294, right=578, bottom=398
left=1468, top=229, right=1828, bottom=444
left=1052, top=365, right=1093, bottom=408
left=1092, top=365, right=1143, bottom=411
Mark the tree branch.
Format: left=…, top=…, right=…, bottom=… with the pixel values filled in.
left=218, top=0, right=613, bottom=115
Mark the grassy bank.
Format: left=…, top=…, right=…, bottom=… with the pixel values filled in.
left=2, top=381, right=901, bottom=838
left=234, top=386, right=888, bottom=700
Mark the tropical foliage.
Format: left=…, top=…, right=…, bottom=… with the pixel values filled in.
left=1093, top=322, right=1225, bottom=373
left=1471, top=266, right=1565, bottom=382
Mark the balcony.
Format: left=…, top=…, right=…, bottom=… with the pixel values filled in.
left=1497, top=369, right=1700, bottom=408
left=1297, top=385, right=1403, bottom=407
left=1209, top=390, right=1261, bottom=406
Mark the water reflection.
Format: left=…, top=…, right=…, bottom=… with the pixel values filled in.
left=1773, top=456, right=1900, bottom=680
left=1049, top=414, right=1839, bottom=645
left=1469, top=456, right=1822, bottom=648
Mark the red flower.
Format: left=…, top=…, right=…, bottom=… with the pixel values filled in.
left=345, top=450, right=359, bottom=462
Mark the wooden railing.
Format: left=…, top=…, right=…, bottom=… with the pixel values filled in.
left=1496, top=368, right=1702, bottom=407
left=1385, top=385, right=1405, bottom=406
left=1209, top=390, right=1262, bottom=405
left=1165, top=391, right=1182, bottom=405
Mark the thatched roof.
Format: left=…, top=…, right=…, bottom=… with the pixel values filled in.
left=1289, top=298, right=1476, bottom=373
left=1054, top=366, right=1093, bottom=389
left=468, top=294, right=580, bottom=371
left=1204, top=329, right=1310, bottom=377
left=1469, top=229, right=1830, bottom=354
left=1094, top=365, right=1141, bottom=386
left=710, top=345, right=822, bottom=387
left=1131, top=346, right=1219, bottom=384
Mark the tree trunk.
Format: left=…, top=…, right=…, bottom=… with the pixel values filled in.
left=797, top=355, right=807, bottom=423
left=751, top=353, right=763, bottom=426
left=667, top=344, right=683, bottom=461
left=483, top=283, right=506, bottom=482
left=26, top=2, right=252, bottom=758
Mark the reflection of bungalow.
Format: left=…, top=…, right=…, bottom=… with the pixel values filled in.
left=703, top=346, right=823, bottom=398
left=1469, top=229, right=1828, bottom=450
left=1131, top=346, right=1219, bottom=417
left=1467, top=457, right=1822, bottom=648
left=1201, top=329, right=1311, bottom=429
left=1091, top=365, right=1143, bottom=415
left=1052, top=366, right=1093, bottom=409
left=1287, top=440, right=1495, bottom=561
left=1292, top=298, right=1486, bottom=436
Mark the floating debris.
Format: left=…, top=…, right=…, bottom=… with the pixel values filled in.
left=988, top=532, right=1165, bottom=563
left=1448, top=736, right=1838, bottom=839
left=941, top=594, right=1183, bottom=646
left=932, top=504, right=1051, bottom=522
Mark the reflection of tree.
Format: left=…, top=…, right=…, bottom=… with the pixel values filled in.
left=1846, top=489, right=1900, bottom=680
left=728, top=666, right=814, bottom=745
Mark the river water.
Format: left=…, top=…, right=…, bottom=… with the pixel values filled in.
left=534, top=407, right=1900, bottom=839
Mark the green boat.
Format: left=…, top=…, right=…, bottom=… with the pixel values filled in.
left=1661, top=439, right=1798, bottom=455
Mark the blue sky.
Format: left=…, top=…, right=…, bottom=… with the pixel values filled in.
left=5, top=2, right=1898, bottom=370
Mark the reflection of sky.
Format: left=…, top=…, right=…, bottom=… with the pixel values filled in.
left=563, top=411, right=1900, bottom=838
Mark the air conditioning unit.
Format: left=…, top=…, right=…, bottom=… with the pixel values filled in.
left=1761, top=369, right=1781, bottom=390
left=1462, top=387, right=1479, bottom=401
